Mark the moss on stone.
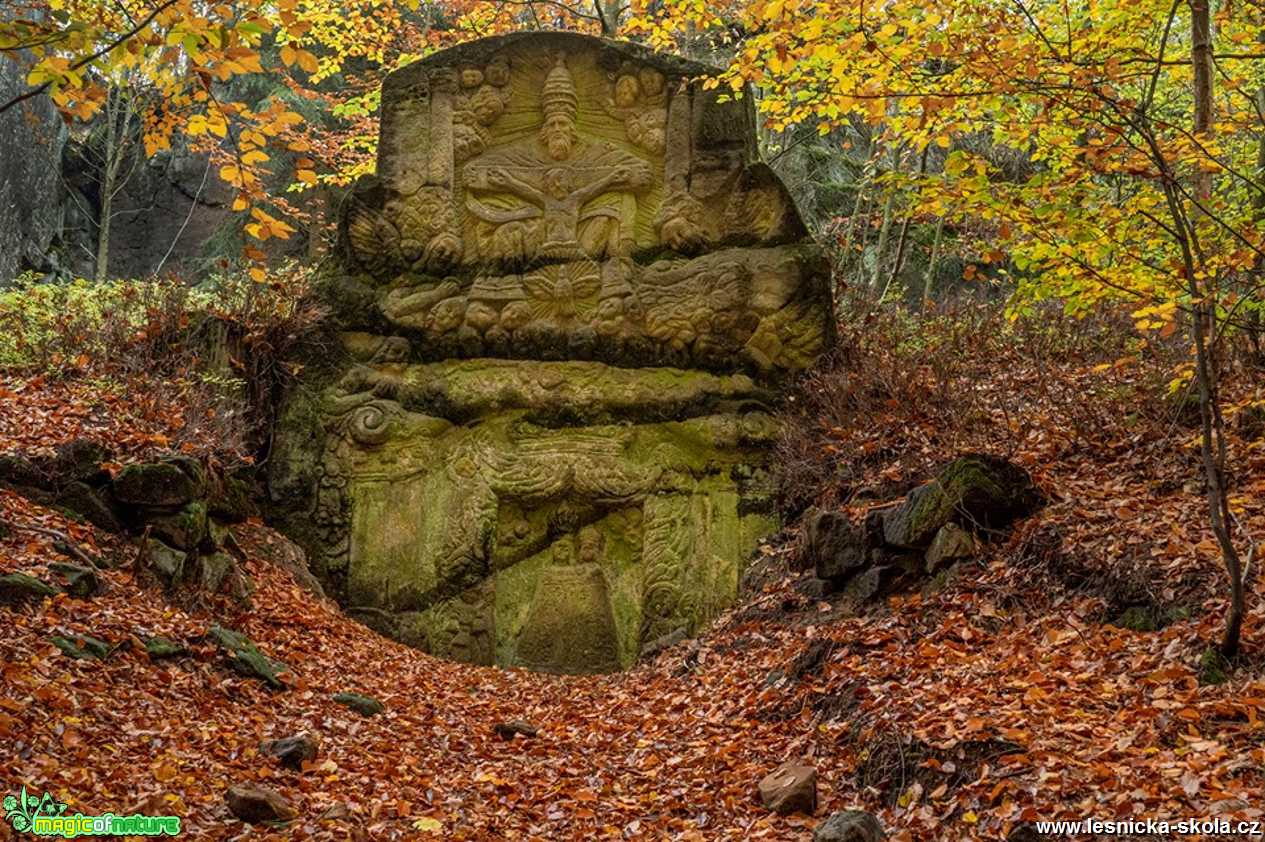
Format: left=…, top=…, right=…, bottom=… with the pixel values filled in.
left=0, top=571, right=62, bottom=603
left=144, top=635, right=188, bottom=658
left=333, top=691, right=384, bottom=716
left=51, top=633, right=112, bottom=660
left=1199, top=647, right=1231, bottom=686
left=210, top=625, right=287, bottom=689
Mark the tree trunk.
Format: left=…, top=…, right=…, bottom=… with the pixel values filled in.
left=922, top=216, right=945, bottom=312
left=1189, top=0, right=1245, bottom=658
left=95, top=88, right=117, bottom=283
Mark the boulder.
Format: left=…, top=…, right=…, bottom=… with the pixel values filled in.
left=51, top=633, right=112, bottom=660
left=208, top=467, right=259, bottom=522
left=210, top=625, right=288, bottom=689
left=924, top=522, right=975, bottom=574
left=883, top=455, right=1041, bottom=549
left=841, top=567, right=883, bottom=604
left=55, top=481, right=123, bottom=532
left=333, top=692, right=384, bottom=717
left=493, top=720, right=538, bottom=740
left=52, top=439, right=109, bottom=484
left=137, top=538, right=187, bottom=587
left=196, top=550, right=237, bottom=594
left=795, top=576, right=834, bottom=599
left=814, top=810, right=886, bottom=842
left=758, top=760, right=817, bottom=815
left=113, top=461, right=200, bottom=507
left=0, top=452, right=48, bottom=489
left=0, top=572, right=61, bottom=604
left=225, top=783, right=298, bottom=824
left=261, top=733, right=319, bottom=771
left=49, top=561, right=102, bottom=598
left=803, top=508, right=870, bottom=582
left=145, top=501, right=209, bottom=551
left=144, top=636, right=188, bottom=659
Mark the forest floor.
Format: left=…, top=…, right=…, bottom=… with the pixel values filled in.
left=3, top=313, right=1265, bottom=841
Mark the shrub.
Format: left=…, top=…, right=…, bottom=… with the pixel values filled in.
left=0, top=265, right=328, bottom=461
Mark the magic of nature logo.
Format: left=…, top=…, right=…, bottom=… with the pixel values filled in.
left=3, top=786, right=180, bottom=837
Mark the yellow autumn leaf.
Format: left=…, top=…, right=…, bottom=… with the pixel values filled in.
left=412, top=817, right=443, bottom=833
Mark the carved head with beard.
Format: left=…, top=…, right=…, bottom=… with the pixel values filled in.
left=539, top=52, right=579, bottom=162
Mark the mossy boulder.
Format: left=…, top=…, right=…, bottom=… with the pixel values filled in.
left=803, top=508, right=870, bottom=582
left=137, top=538, right=187, bottom=587
left=55, top=481, right=123, bottom=532
left=333, top=692, right=384, bottom=717
left=114, top=461, right=200, bottom=507
left=883, top=454, right=1041, bottom=549
left=144, top=635, right=188, bottom=658
left=0, top=572, right=61, bottom=604
left=52, top=439, right=110, bottom=484
left=208, top=468, right=259, bottom=523
left=49, top=562, right=102, bottom=598
left=210, top=625, right=288, bottom=689
left=51, top=633, right=113, bottom=660
left=146, top=501, right=209, bottom=551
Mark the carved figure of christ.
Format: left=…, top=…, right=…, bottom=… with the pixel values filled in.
left=465, top=147, right=652, bottom=260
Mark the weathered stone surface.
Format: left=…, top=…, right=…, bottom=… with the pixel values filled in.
left=758, top=760, right=817, bottom=815
left=273, top=33, right=830, bottom=673
left=210, top=625, right=287, bottom=689
left=225, top=783, right=298, bottom=824
left=814, top=810, right=887, bottom=842
left=883, top=454, right=1041, bottom=549
left=144, top=635, right=188, bottom=659
left=0, top=41, right=68, bottom=282
left=804, top=508, right=870, bottom=582
left=333, top=692, right=384, bottom=717
left=0, top=572, right=61, bottom=604
left=51, top=633, right=112, bottom=660
left=924, top=522, right=975, bottom=574
left=114, top=462, right=199, bottom=507
left=137, top=538, right=187, bottom=586
left=55, top=481, right=123, bottom=533
left=261, top=733, right=320, bottom=771
left=146, top=501, right=209, bottom=551
left=49, top=562, right=102, bottom=598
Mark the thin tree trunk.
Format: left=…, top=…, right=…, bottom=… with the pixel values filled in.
left=922, top=215, right=945, bottom=311
left=95, top=88, right=117, bottom=282
left=883, top=145, right=930, bottom=301
left=1189, top=0, right=1245, bottom=657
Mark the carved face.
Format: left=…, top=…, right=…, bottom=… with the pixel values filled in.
left=543, top=167, right=574, bottom=200
left=471, top=86, right=504, bottom=125
left=485, top=57, right=510, bottom=87
left=578, top=527, right=603, bottom=563
left=639, top=67, right=665, bottom=96
left=460, top=67, right=484, bottom=89
left=499, top=301, right=532, bottom=331
left=614, top=75, right=640, bottom=108
left=540, top=112, right=576, bottom=161
left=429, top=297, right=466, bottom=334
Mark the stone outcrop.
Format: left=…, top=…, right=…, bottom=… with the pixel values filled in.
left=0, top=445, right=256, bottom=602
left=272, top=33, right=832, bottom=673
left=804, top=454, right=1042, bottom=599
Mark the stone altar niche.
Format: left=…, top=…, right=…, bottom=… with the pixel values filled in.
left=272, top=33, right=833, bottom=674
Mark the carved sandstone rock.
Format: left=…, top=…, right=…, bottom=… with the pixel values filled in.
left=272, top=33, right=832, bottom=673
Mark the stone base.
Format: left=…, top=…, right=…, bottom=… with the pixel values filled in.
left=280, top=359, right=778, bottom=673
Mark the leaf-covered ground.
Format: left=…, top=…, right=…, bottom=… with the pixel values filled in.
left=3, top=339, right=1265, bottom=840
